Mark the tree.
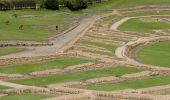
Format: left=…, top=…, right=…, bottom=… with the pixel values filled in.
left=65, top=0, right=88, bottom=11
left=44, top=0, right=59, bottom=10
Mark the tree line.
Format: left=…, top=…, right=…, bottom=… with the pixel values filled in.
left=0, top=0, right=107, bottom=11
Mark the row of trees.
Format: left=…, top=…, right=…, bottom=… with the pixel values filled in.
left=44, top=0, right=106, bottom=10
left=0, top=0, right=37, bottom=10
left=0, top=0, right=106, bottom=11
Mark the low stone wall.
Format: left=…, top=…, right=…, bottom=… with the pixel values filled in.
left=0, top=52, right=76, bottom=66
left=121, top=71, right=159, bottom=80
left=85, top=76, right=121, bottom=85
left=43, top=92, right=95, bottom=100
left=123, top=36, right=170, bottom=71
left=64, top=62, right=95, bottom=72
left=0, top=73, right=26, bottom=80
left=76, top=51, right=114, bottom=61
left=137, top=84, right=170, bottom=95
left=3, top=86, right=73, bottom=97
left=0, top=41, right=53, bottom=47
left=30, top=69, right=63, bottom=77
left=48, top=81, right=81, bottom=88
left=117, top=6, right=170, bottom=14
left=95, top=92, right=170, bottom=100
left=49, top=87, right=89, bottom=94
left=4, top=86, right=50, bottom=95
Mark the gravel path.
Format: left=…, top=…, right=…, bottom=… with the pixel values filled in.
left=0, top=81, right=27, bottom=88
left=0, top=13, right=115, bottom=59
left=0, top=16, right=100, bottom=59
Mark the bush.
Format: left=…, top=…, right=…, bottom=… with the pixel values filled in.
left=0, top=0, right=12, bottom=10
left=45, top=0, right=59, bottom=10
left=65, top=0, right=88, bottom=11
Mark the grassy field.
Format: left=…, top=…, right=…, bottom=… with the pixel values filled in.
left=0, top=86, right=10, bottom=91
left=83, top=75, right=170, bottom=91
left=81, top=40, right=116, bottom=56
left=0, top=57, right=93, bottom=74
left=118, top=18, right=170, bottom=34
left=88, top=0, right=170, bottom=14
left=137, top=41, right=170, bottom=67
left=0, top=48, right=25, bottom=56
left=99, top=11, right=170, bottom=28
left=123, top=11, right=170, bottom=17
left=9, top=66, right=142, bottom=86
left=0, top=93, right=50, bottom=100
left=0, top=0, right=170, bottom=41
left=0, top=9, right=82, bottom=41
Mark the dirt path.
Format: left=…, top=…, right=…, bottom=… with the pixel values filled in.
left=0, top=81, right=28, bottom=88
left=112, top=15, right=170, bottom=70
left=0, top=16, right=97, bottom=58
left=110, top=15, right=170, bottom=31
left=0, top=13, right=115, bottom=59
left=115, top=36, right=170, bottom=70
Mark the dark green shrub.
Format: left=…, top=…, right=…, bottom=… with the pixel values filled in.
left=45, top=0, right=59, bottom=10
left=0, top=0, right=12, bottom=10
left=65, top=0, right=88, bottom=11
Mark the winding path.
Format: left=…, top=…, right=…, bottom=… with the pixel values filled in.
left=0, top=17, right=97, bottom=59
left=112, top=15, right=170, bottom=70
left=110, top=15, right=170, bottom=31
left=0, top=13, right=115, bottom=59
left=1, top=6, right=170, bottom=100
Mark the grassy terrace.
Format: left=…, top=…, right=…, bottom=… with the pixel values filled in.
left=123, top=11, right=170, bottom=17
left=0, top=9, right=82, bottom=41
left=83, top=75, right=170, bottom=91
left=88, top=0, right=170, bottom=14
left=81, top=40, right=116, bottom=56
left=118, top=18, right=170, bottom=34
left=137, top=41, right=170, bottom=68
left=0, top=57, right=93, bottom=74
left=100, top=11, right=170, bottom=29
left=0, top=86, right=10, bottom=92
left=9, top=66, right=142, bottom=87
left=0, top=48, right=25, bottom=56
left=0, top=0, right=170, bottom=42
left=0, top=93, right=50, bottom=100
left=0, top=0, right=170, bottom=41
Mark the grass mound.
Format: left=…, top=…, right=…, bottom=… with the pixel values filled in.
left=9, top=66, right=142, bottom=86
left=119, top=18, right=170, bottom=34
left=137, top=41, right=170, bottom=67
left=0, top=57, right=93, bottom=74
left=0, top=48, right=25, bottom=56
left=0, top=93, right=50, bottom=100
left=83, top=75, right=170, bottom=91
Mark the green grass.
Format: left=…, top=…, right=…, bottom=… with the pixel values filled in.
left=81, top=40, right=116, bottom=56
left=0, top=9, right=82, bottom=41
left=119, top=18, right=170, bottom=34
left=9, top=66, right=142, bottom=86
left=123, top=11, right=170, bottom=17
left=83, top=75, right=170, bottom=91
left=0, top=0, right=170, bottom=41
left=0, top=57, right=93, bottom=74
left=99, top=11, right=170, bottom=29
left=88, top=0, right=170, bottom=14
left=0, top=48, right=25, bottom=56
left=0, top=93, right=50, bottom=100
left=0, top=86, right=10, bottom=91
left=137, top=41, right=170, bottom=67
